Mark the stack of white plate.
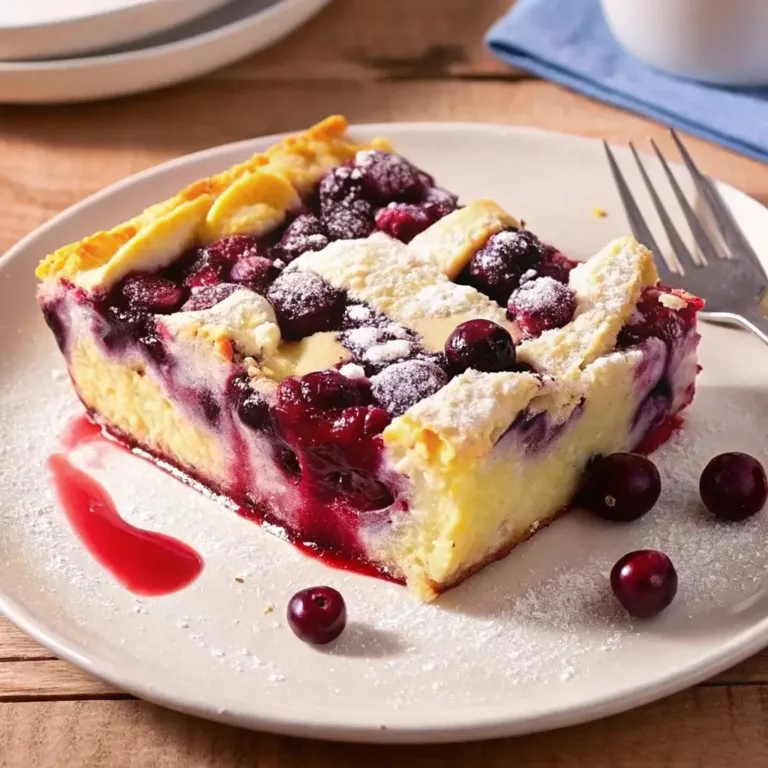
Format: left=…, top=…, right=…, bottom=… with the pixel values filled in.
left=0, top=0, right=331, bottom=104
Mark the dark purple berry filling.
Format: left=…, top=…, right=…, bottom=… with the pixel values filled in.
left=235, top=380, right=271, bottom=432
left=355, top=149, right=428, bottom=203
left=229, top=256, right=280, bottom=294
left=618, top=285, right=703, bottom=353
left=323, top=200, right=375, bottom=240
left=181, top=283, right=242, bottom=312
left=374, top=202, right=447, bottom=243
left=121, top=274, right=185, bottom=314
left=42, top=299, right=69, bottom=353
left=267, top=271, right=345, bottom=340
left=270, top=214, right=329, bottom=264
left=463, top=229, right=577, bottom=306
left=319, top=164, right=367, bottom=209
left=371, top=359, right=449, bottom=417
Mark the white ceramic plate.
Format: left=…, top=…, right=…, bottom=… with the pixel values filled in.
left=0, top=0, right=232, bottom=61
left=1, top=124, right=768, bottom=744
left=0, top=0, right=331, bottom=103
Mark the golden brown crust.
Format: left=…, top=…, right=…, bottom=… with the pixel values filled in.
left=36, top=115, right=390, bottom=284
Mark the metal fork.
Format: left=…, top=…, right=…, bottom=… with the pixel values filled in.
left=604, top=130, right=768, bottom=346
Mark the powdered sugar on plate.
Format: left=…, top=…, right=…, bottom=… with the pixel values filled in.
left=2, top=315, right=768, bottom=724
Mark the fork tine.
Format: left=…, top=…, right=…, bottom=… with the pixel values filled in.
left=670, top=129, right=767, bottom=278
left=603, top=142, right=678, bottom=286
left=649, top=138, right=719, bottom=266
left=603, top=141, right=664, bottom=256
left=629, top=142, right=693, bottom=274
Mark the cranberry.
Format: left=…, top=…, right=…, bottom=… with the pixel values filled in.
left=297, top=370, right=371, bottom=411
left=374, top=202, right=448, bottom=243
left=330, top=405, right=390, bottom=446
left=354, top=150, right=427, bottom=203
left=182, top=235, right=260, bottom=288
left=319, top=164, right=366, bottom=209
left=276, top=370, right=371, bottom=418
left=700, top=452, right=768, bottom=522
left=237, top=389, right=271, bottom=431
left=360, top=405, right=391, bottom=435
left=202, top=234, right=260, bottom=269
left=323, top=200, right=374, bottom=240
left=371, top=360, right=448, bottom=417
left=580, top=453, right=661, bottom=522
left=267, top=271, right=345, bottom=340
left=466, top=229, right=547, bottom=305
left=120, top=273, right=185, bottom=314
left=271, top=214, right=329, bottom=264
left=610, top=550, right=678, bottom=618
left=275, top=375, right=388, bottom=449
left=424, top=185, right=459, bottom=211
left=539, top=245, right=577, bottom=283
left=507, top=277, right=577, bottom=339
left=416, top=169, right=435, bottom=188
left=183, top=264, right=221, bottom=289
left=287, top=586, right=347, bottom=645
left=317, top=164, right=376, bottom=240
left=181, top=283, right=242, bottom=312
left=445, top=319, right=516, bottom=375
left=230, top=255, right=279, bottom=294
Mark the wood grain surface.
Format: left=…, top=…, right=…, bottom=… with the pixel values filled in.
left=1, top=0, right=767, bottom=764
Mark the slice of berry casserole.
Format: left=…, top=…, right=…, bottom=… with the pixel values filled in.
left=36, top=116, right=703, bottom=601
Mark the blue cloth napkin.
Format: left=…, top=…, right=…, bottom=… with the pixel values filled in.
left=486, top=0, right=768, bottom=164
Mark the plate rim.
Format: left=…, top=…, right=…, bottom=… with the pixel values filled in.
left=0, top=0, right=323, bottom=71
left=2, top=121, right=768, bottom=744
left=0, top=0, right=229, bottom=30
left=0, top=0, right=234, bottom=62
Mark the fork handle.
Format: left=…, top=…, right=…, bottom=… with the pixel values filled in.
left=740, top=310, right=768, bottom=346
left=705, top=310, right=768, bottom=347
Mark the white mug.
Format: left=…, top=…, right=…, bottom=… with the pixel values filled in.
left=601, top=0, right=768, bottom=86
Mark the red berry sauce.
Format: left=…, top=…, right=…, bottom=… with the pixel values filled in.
left=47, top=453, right=203, bottom=596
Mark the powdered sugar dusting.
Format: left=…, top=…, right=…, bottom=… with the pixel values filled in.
left=346, top=304, right=371, bottom=323
left=291, top=235, right=508, bottom=328
left=371, top=360, right=448, bottom=417
left=365, top=339, right=411, bottom=364
left=3, top=319, right=768, bottom=722
left=266, top=270, right=330, bottom=313
left=507, top=276, right=562, bottom=313
left=345, top=327, right=379, bottom=348
left=339, top=363, right=366, bottom=380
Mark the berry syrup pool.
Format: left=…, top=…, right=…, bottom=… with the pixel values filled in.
left=48, top=415, right=203, bottom=596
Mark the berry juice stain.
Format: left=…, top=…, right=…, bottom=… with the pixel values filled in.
left=59, top=413, right=103, bottom=452
left=47, top=452, right=203, bottom=596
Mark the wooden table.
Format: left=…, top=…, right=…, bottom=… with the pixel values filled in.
left=1, top=1, right=767, bottom=764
